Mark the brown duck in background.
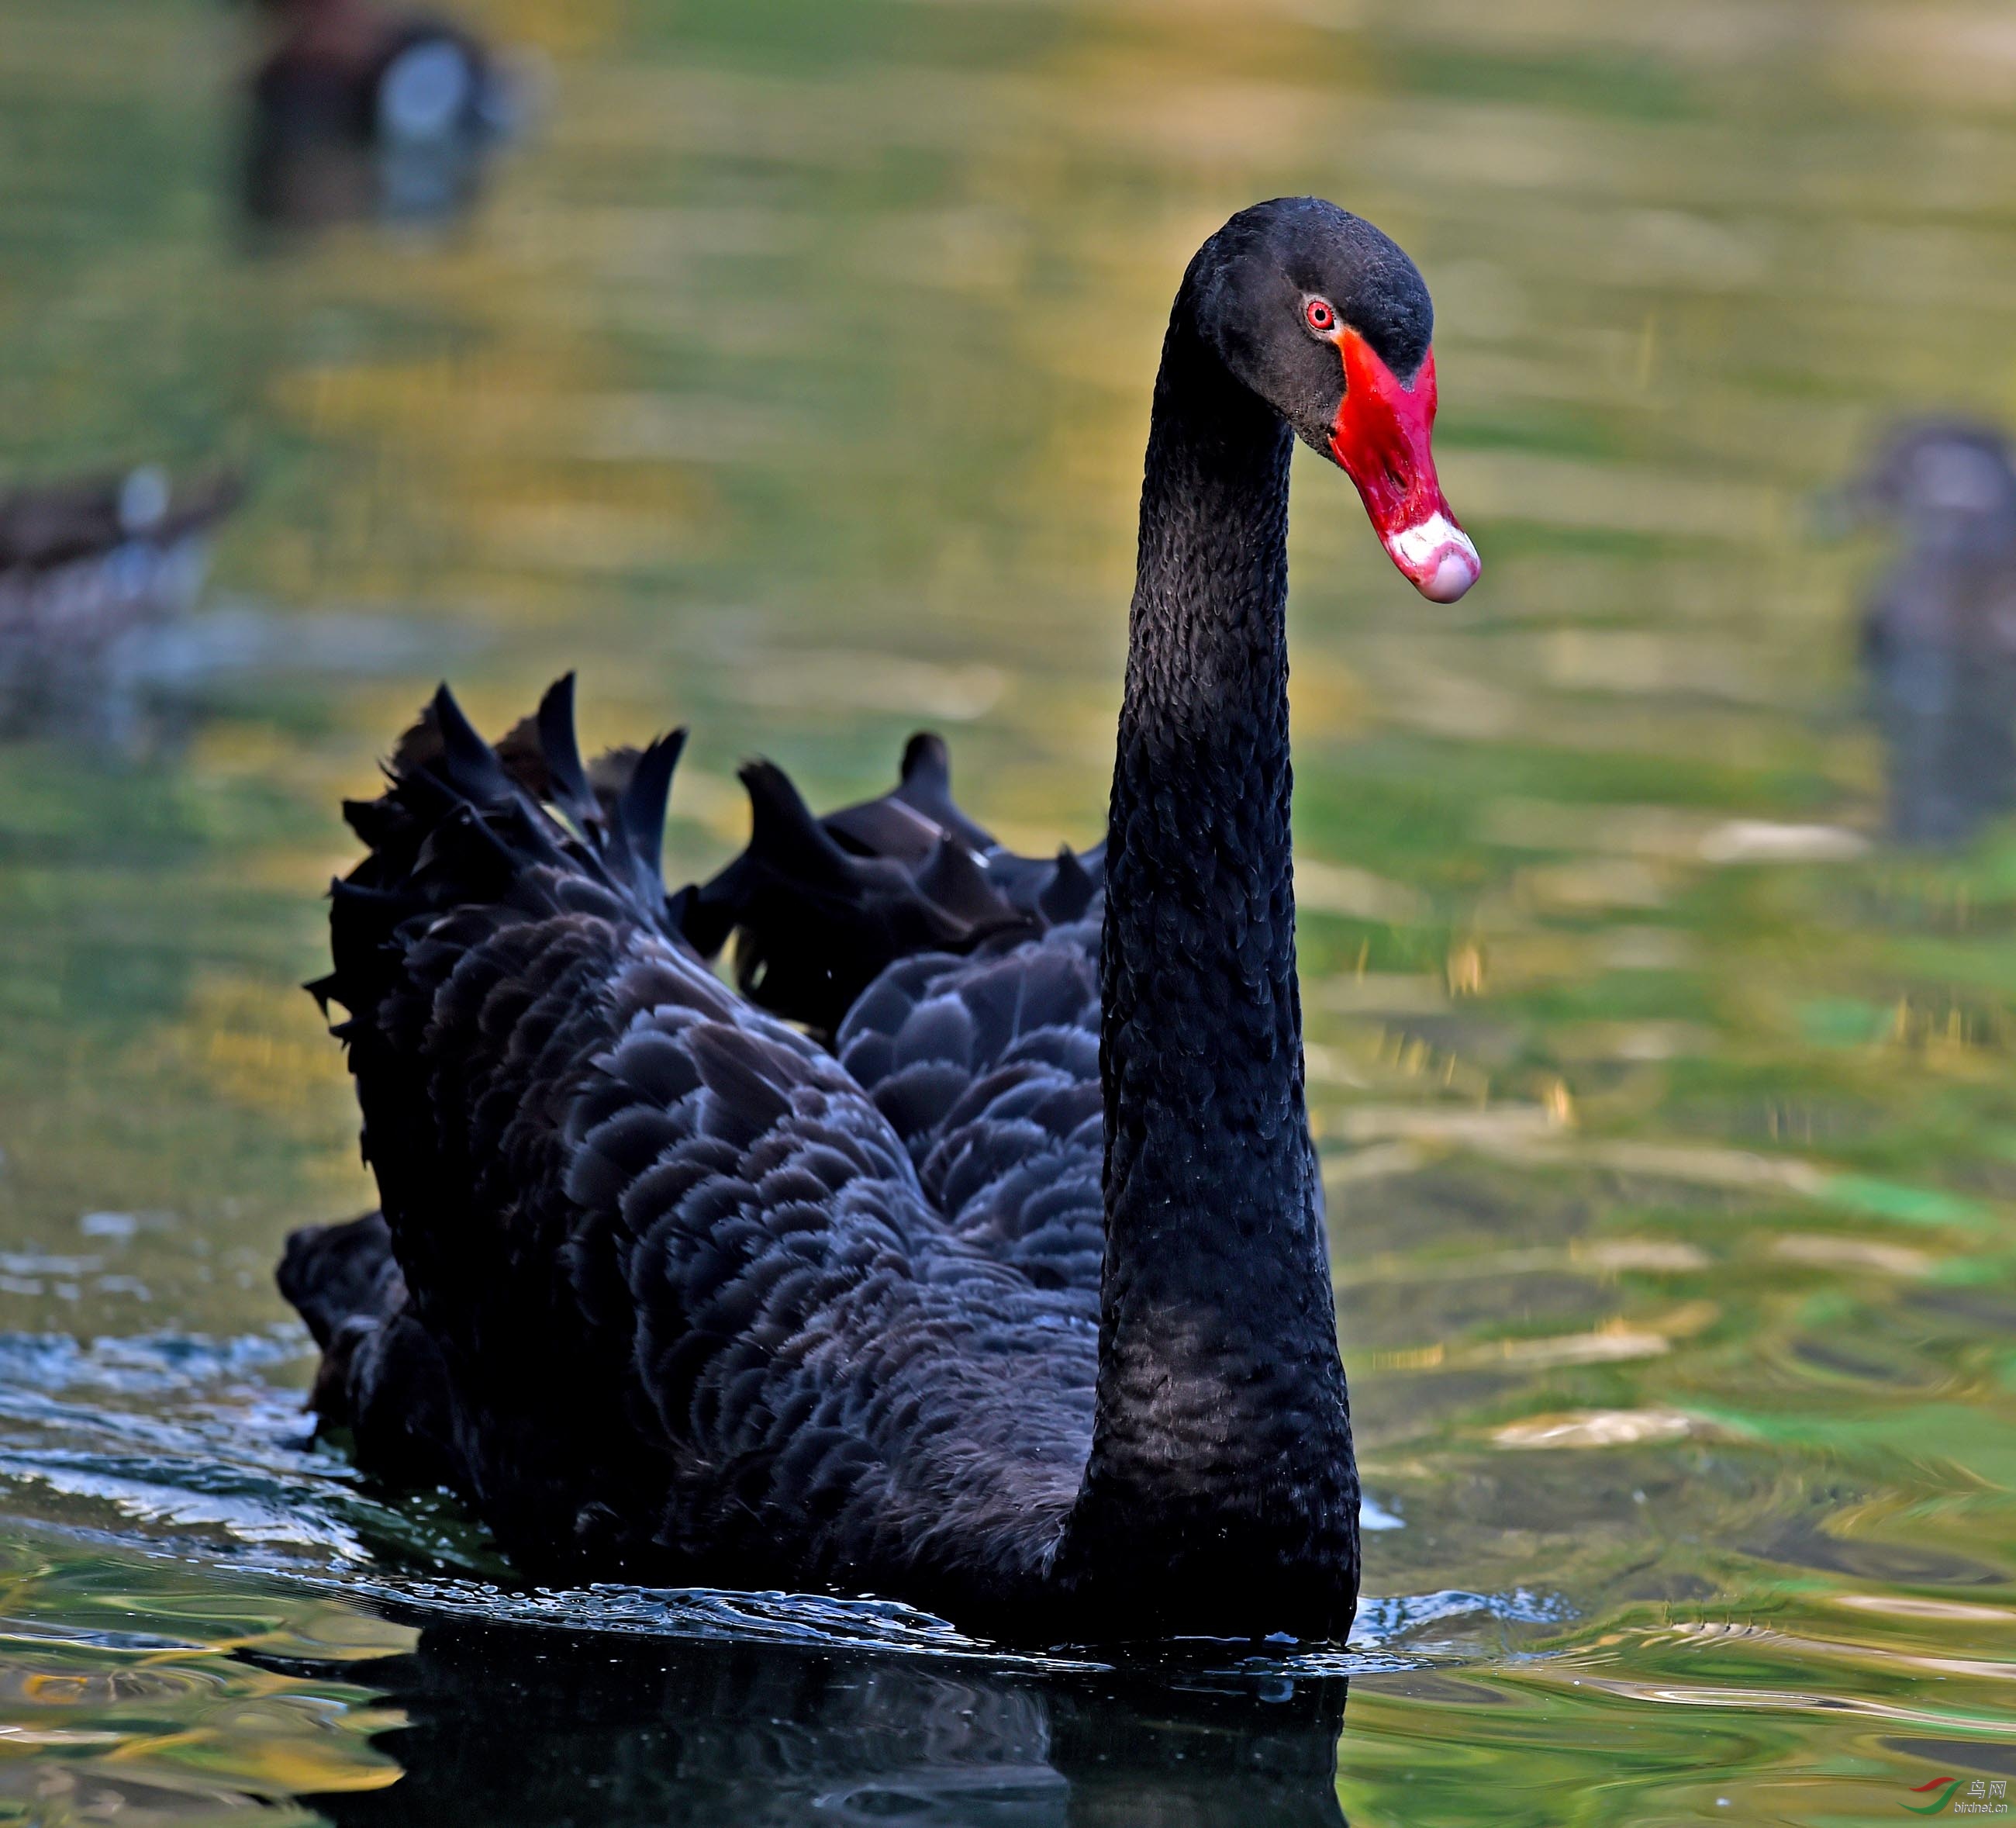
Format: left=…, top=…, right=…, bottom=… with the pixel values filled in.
left=243, top=0, right=526, bottom=231
left=0, top=466, right=243, bottom=743
left=1844, top=420, right=2016, bottom=845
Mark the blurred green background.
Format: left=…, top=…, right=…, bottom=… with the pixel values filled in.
left=0, top=0, right=2013, bottom=1821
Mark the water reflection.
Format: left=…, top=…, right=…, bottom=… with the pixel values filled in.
left=319, top=1625, right=1348, bottom=1828
left=0, top=1528, right=407, bottom=1824
left=1850, top=420, right=2016, bottom=845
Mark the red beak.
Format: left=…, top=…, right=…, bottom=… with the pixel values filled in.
left=1327, top=330, right=1479, bottom=603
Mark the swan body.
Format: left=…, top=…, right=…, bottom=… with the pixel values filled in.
left=280, top=198, right=1476, bottom=1640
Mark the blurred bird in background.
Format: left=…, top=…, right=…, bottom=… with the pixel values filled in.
left=0, top=467, right=243, bottom=748
left=1843, top=420, right=2016, bottom=845
left=241, top=0, right=529, bottom=232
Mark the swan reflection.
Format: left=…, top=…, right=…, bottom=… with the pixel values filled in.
left=316, top=1625, right=1350, bottom=1828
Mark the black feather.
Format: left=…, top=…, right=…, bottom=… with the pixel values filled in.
left=614, top=727, right=685, bottom=885
left=681, top=736, right=1099, bottom=1042
left=536, top=674, right=599, bottom=826
left=429, top=683, right=515, bottom=806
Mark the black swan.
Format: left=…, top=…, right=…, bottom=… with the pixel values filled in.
left=243, top=0, right=520, bottom=230
left=278, top=196, right=1479, bottom=1641
left=1845, top=420, right=2016, bottom=845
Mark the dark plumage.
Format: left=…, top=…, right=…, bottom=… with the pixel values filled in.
left=835, top=921, right=1106, bottom=1295
left=1847, top=420, right=2016, bottom=844
left=280, top=197, right=1479, bottom=1642
left=678, top=729, right=1102, bottom=1042
left=277, top=1210, right=458, bottom=1488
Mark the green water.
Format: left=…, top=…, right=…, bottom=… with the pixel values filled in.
left=2, top=0, right=2014, bottom=1821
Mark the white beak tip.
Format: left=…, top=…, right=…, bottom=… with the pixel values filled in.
left=1383, top=516, right=1480, bottom=603
left=1419, top=546, right=1481, bottom=603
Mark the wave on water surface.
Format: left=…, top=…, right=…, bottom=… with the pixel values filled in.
left=0, top=1329, right=1555, bottom=1671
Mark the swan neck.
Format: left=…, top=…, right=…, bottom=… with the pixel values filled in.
left=1103, top=309, right=1312, bottom=1282
left=1055, top=307, right=1357, bottom=1631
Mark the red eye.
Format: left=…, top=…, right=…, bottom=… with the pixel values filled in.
left=1304, top=298, right=1336, bottom=333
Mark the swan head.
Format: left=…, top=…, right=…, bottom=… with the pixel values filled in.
left=1189, top=196, right=1480, bottom=604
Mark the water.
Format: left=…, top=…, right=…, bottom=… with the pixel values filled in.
left=2, top=0, right=2014, bottom=1819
